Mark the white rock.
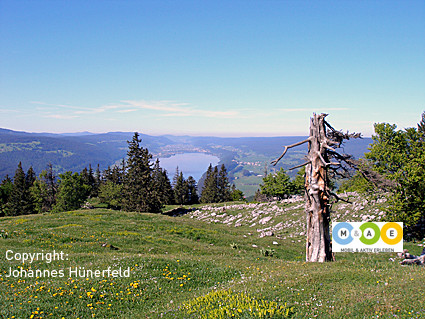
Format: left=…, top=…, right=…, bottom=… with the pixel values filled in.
left=259, top=216, right=273, bottom=225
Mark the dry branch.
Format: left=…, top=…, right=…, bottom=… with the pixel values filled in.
left=271, top=137, right=312, bottom=166
left=270, top=113, right=362, bottom=262
left=330, top=191, right=352, bottom=204
left=289, top=161, right=311, bottom=170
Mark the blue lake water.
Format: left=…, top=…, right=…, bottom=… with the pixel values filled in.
left=157, top=153, right=220, bottom=182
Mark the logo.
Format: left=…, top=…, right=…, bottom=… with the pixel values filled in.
left=332, top=222, right=403, bottom=253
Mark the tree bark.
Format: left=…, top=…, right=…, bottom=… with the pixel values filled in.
left=271, top=112, right=360, bottom=262
left=305, top=114, right=333, bottom=262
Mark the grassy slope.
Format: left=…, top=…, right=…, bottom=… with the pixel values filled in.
left=0, top=195, right=424, bottom=319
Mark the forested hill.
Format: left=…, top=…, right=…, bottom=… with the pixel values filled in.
left=0, top=129, right=174, bottom=178
left=0, top=128, right=372, bottom=179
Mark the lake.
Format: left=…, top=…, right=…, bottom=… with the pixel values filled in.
left=157, top=153, right=220, bottom=182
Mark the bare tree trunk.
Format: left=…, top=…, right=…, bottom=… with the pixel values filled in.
left=305, top=114, right=333, bottom=262
left=271, top=112, right=360, bottom=262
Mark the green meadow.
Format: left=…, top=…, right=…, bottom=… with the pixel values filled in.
left=0, top=197, right=424, bottom=319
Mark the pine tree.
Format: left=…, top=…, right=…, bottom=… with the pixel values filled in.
left=46, top=163, right=57, bottom=206
left=25, top=166, right=36, bottom=213
left=260, top=168, right=294, bottom=199
left=217, top=164, right=231, bottom=202
left=0, top=175, right=13, bottom=216
left=95, top=164, right=101, bottom=190
left=152, top=159, right=174, bottom=205
left=80, top=167, right=92, bottom=198
left=103, top=160, right=125, bottom=185
left=25, top=166, right=36, bottom=189
left=98, top=181, right=123, bottom=210
left=230, top=184, right=245, bottom=201
left=172, top=166, right=180, bottom=188
left=103, top=166, right=112, bottom=183
left=174, top=171, right=188, bottom=205
left=122, top=132, right=162, bottom=213
left=186, top=176, right=199, bottom=204
left=161, top=170, right=174, bottom=205
left=31, top=164, right=57, bottom=213
left=88, top=164, right=98, bottom=197
left=419, top=111, right=425, bottom=139
left=54, top=172, right=90, bottom=212
left=7, top=162, right=34, bottom=215
left=200, top=164, right=218, bottom=203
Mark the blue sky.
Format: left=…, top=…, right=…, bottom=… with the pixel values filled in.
left=0, top=0, right=424, bottom=136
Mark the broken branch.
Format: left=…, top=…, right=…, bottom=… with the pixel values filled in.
left=271, top=137, right=312, bottom=166
left=289, top=161, right=311, bottom=170
left=330, top=192, right=352, bottom=204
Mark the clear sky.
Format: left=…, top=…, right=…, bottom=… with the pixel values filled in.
left=0, top=0, right=424, bottom=137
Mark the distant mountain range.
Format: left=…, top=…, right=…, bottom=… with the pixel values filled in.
left=0, top=128, right=373, bottom=192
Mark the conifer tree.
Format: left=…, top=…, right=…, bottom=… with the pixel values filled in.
left=419, top=111, right=425, bottom=138
left=174, top=171, right=188, bottom=205
left=152, top=159, right=174, bottom=205
left=217, top=164, right=232, bottom=202
left=103, top=160, right=125, bottom=184
left=31, top=165, right=57, bottom=213
left=25, top=166, right=36, bottom=213
left=172, top=166, right=180, bottom=188
left=0, top=175, right=13, bottom=216
left=231, top=184, right=245, bottom=201
left=88, top=164, right=97, bottom=197
left=80, top=167, right=93, bottom=198
left=25, top=166, right=36, bottom=190
left=45, top=163, right=57, bottom=205
left=95, top=164, right=101, bottom=189
left=98, top=181, right=123, bottom=210
left=260, top=168, right=294, bottom=199
left=200, top=164, right=218, bottom=203
left=161, top=170, right=174, bottom=204
left=122, top=132, right=162, bottom=213
left=54, top=172, right=90, bottom=212
left=186, top=176, right=199, bottom=204
left=7, top=162, right=34, bottom=215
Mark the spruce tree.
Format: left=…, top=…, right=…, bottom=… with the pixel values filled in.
left=95, top=164, right=101, bottom=190
left=122, top=133, right=162, bottom=213
left=200, top=164, right=218, bottom=203
left=46, top=163, right=57, bottom=207
left=217, top=164, right=231, bottom=202
left=172, top=166, right=180, bottom=188
left=25, top=166, right=36, bottom=213
left=88, top=164, right=97, bottom=197
left=80, top=167, right=92, bottom=198
left=103, top=161, right=125, bottom=185
left=230, top=184, right=245, bottom=201
left=260, top=168, right=294, bottom=199
left=186, top=176, right=199, bottom=204
left=174, top=171, right=188, bottom=205
left=98, top=181, right=123, bottom=210
left=31, top=164, right=57, bottom=213
left=161, top=170, right=174, bottom=205
left=7, top=162, right=33, bottom=215
left=54, top=172, right=90, bottom=212
left=0, top=175, right=13, bottom=216
left=25, top=166, right=36, bottom=189
left=419, top=111, right=425, bottom=139
left=152, top=159, right=174, bottom=205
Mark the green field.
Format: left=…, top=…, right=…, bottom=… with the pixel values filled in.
left=1, top=195, right=424, bottom=318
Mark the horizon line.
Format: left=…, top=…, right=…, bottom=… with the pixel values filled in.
left=0, top=127, right=373, bottom=139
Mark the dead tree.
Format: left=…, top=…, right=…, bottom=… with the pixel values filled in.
left=272, top=113, right=360, bottom=262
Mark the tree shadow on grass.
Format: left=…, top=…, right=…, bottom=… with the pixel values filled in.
left=162, top=207, right=196, bottom=217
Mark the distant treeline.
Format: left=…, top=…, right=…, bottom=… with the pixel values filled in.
left=0, top=133, right=245, bottom=216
